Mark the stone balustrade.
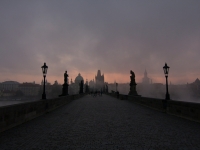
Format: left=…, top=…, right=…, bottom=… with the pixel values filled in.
left=0, top=94, right=85, bottom=133
left=107, top=93, right=200, bottom=123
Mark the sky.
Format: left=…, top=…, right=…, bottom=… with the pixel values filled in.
left=0, top=0, right=200, bottom=85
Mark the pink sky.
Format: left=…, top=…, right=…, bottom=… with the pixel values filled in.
left=0, top=70, right=198, bottom=85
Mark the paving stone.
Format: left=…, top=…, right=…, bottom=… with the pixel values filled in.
left=0, top=95, right=200, bottom=149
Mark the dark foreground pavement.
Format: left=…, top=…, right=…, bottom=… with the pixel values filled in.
left=0, top=95, right=200, bottom=149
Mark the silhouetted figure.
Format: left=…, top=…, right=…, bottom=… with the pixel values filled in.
left=79, top=80, right=84, bottom=94
left=59, top=71, right=69, bottom=97
left=128, top=70, right=139, bottom=96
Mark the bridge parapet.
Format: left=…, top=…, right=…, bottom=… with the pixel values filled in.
left=167, top=100, right=200, bottom=122
left=0, top=94, right=85, bottom=133
left=107, top=93, right=200, bottom=123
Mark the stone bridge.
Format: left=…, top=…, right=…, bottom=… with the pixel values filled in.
left=0, top=94, right=200, bottom=149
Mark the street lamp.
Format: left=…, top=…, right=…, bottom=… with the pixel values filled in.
left=41, top=62, right=48, bottom=99
left=163, top=63, right=170, bottom=100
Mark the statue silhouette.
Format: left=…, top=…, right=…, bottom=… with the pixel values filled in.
left=64, top=71, right=68, bottom=84
left=128, top=70, right=139, bottom=96
left=59, top=71, right=69, bottom=97
left=130, top=70, right=136, bottom=85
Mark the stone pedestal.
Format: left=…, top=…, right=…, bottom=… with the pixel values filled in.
left=79, top=80, right=83, bottom=94
left=59, top=71, right=69, bottom=97
left=128, top=83, right=138, bottom=95
left=62, top=83, right=69, bottom=95
left=59, top=83, right=69, bottom=97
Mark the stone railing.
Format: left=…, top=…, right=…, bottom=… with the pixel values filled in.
left=106, top=93, right=200, bottom=123
left=0, top=94, right=85, bottom=133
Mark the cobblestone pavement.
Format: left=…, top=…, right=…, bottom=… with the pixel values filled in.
left=0, top=95, right=200, bottom=150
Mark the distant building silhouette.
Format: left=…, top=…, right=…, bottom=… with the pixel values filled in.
left=69, top=73, right=84, bottom=94
left=191, top=78, right=200, bottom=89
left=51, top=80, right=62, bottom=98
left=108, top=82, right=129, bottom=94
left=19, top=82, right=40, bottom=96
left=85, top=79, right=89, bottom=93
left=1, top=90, right=16, bottom=97
left=75, top=73, right=84, bottom=84
left=187, top=78, right=200, bottom=98
left=0, top=81, right=20, bottom=91
left=95, top=70, right=104, bottom=91
left=142, top=70, right=150, bottom=84
left=88, top=70, right=105, bottom=91
left=41, top=80, right=51, bottom=86
left=89, top=79, right=95, bottom=91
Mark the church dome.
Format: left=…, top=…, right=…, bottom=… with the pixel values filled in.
left=75, top=73, right=84, bottom=84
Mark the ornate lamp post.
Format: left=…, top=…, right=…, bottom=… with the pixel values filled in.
left=41, top=62, right=48, bottom=99
left=163, top=63, right=170, bottom=100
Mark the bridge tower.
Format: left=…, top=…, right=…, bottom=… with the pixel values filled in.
left=95, top=70, right=104, bottom=91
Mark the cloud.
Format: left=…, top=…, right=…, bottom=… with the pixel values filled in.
left=0, top=0, right=200, bottom=84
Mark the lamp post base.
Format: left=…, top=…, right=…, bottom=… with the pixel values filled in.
left=42, top=93, right=46, bottom=99
left=165, top=93, right=170, bottom=100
